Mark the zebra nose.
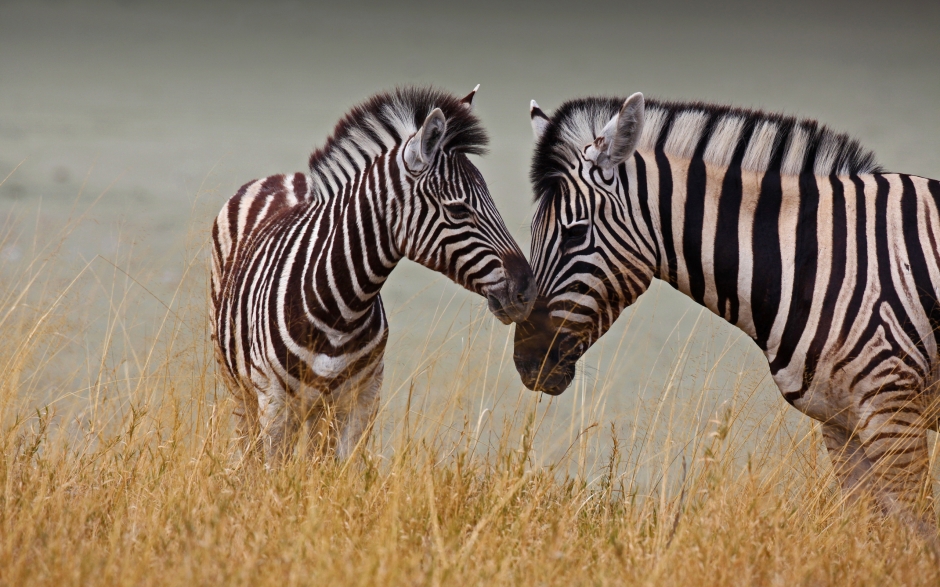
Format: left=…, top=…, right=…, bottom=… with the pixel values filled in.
left=494, top=254, right=536, bottom=323
left=516, top=271, right=532, bottom=302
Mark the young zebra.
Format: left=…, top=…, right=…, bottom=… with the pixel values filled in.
left=513, top=93, right=940, bottom=534
left=211, top=86, right=535, bottom=462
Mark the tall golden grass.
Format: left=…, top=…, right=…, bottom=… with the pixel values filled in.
left=1, top=182, right=938, bottom=586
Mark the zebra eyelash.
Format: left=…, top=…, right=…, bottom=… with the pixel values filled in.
left=443, top=201, right=474, bottom=220
left=560, top=220, right=591, bottom=249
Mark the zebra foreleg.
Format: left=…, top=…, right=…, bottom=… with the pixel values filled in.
left=855, top=391, right=936, bottom=540
left=257, top=388, right=302, bottom=466
left=233, top=386, right=263, bottom=462
left=821, top=422, right=877, bottom=505
left=335, top=363, right=383, bottom=461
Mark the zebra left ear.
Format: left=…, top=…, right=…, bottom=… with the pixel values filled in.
left=588, top=92, right=645, bottom=169
left=404, top=108, right=448, bottom=172
left=531, top=100, right=550, bottom=140
left=461, top=84, right=480, bottom=110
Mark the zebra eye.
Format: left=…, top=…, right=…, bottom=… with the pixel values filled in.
left=444, top=202, right=473, bottom=220
left=561, top=222, right=590, bottom=245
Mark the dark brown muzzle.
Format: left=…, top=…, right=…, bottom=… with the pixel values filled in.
left=512, top=299, right=580, bottom=395
left=487, top=253, right=536, bottom=324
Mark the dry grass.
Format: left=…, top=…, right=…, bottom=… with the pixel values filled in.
left=1, top=195, right=938, bottom=586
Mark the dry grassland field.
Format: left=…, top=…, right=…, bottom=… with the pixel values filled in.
left=2, top=1, right=940, bottom=585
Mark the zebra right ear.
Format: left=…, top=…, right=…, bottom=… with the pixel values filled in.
left=404, top=108, right=448, bottom=172
left=531, top=100, right=550, bottom=140
left=588, top=92, right=645, bottom=169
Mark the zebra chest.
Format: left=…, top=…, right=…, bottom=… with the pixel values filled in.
left=246, top=290, right=389, bottom=386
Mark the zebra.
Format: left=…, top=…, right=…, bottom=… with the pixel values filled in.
left=211, top=86, right=535, bottom=462
left=512, top=92, right=940, bottom=535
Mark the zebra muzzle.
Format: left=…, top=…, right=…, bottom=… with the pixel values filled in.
left=488, top=293, right=528, bottom=325
left=485, top=254, right=537, bottom=324
left=486, top=268, right=536, bottom=324
left=511, top=299, right=580, bottom=395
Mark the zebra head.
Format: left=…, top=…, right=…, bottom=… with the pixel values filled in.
left=514, top=93, right=654, bottom=394
left=394, top=86, right=536, bottom=324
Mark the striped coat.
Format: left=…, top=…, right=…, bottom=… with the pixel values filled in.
left=212, top=87, right=534, bottom=461
left=514, top=93, right=939, bottom=535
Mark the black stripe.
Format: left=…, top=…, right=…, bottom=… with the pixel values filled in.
left=833, top=176, right=869, bottom=370
left=901, top=175, right=940, bottom=356
left=683, top=156, right=708, bottom=305
left=766, top=118, right=793, bottom=174
left=617, top=162, right=654, bottom=263
left=878, top=175, right=928, bottom=375
left=801, top=176, right=848, bottom=393
left=714, top=161, right=742, bottom=323
left=877, top=175, right=927, bottom=374
left=799, top=123, right=822, bottom=176
left=769, top=174, right=818, bottom=375
left=656, top=149, right=677, bottom=287
left=751, top=171, right=783, bottom=351
left=632, top=154, right=661, bottom=271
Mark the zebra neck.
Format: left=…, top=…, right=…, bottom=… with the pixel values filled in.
left=639, top=151, right=814, bottom=346
left=304, top=157, right=404, bottom=321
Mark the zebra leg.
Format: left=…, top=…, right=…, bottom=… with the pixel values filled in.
left=335, top=362, right=383, bottom=461
left=855, top=391, right=936, bottom=538
left=257, top=387, right=300, bottom=465
left=233, top=384, right=262, bottom=460
left=298, top=395, right=334, bottom=458
left=821, top=422, right=876, bottom=504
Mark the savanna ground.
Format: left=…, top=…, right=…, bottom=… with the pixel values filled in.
left=1, top=171, right=939, bottom=587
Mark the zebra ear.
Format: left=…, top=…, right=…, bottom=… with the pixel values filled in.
left=404, top=108, right=448, bottom=172
left=588, top=92, right=645, bottom=169
left=531, top=100, right=550, bottom=140
left=461, top=84, right=480, bottom=110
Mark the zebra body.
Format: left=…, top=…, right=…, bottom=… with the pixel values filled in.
left=212, top=87, right=535, bottom=461
left=514, top=93, right=940, bottom=532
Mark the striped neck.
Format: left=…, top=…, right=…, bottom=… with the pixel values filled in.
left=632, top=148, right=834, bottom=352
left=303, top=148, right=405, bottom=323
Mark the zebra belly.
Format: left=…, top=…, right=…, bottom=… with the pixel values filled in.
left=767, top=307, right=937, bottom=429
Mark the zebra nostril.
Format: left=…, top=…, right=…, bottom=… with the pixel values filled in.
left=487, top=294, right=503, bottom=312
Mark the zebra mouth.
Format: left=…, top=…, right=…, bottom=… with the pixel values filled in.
left=512, top=303, right=583, bottom=396
left=515, top=358, right=576, bottom=395
left=515, top=336, right=582, bottom=395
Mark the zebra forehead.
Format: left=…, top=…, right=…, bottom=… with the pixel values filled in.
left=531, top=96, right=881, bottom=201
left=308, top=86, right=489, bottom=174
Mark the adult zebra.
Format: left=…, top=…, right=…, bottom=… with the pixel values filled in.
left=212, top=86, right=535, bottom=462
left=513, top=92, right=940, bottom=534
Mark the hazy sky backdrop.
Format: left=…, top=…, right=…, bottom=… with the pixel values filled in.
left=2, top=0, right=939, bottom=448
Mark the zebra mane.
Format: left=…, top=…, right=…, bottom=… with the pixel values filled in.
left=532, top=96, right=882, bottom=198
left=308, top=86, right=488, bottom=180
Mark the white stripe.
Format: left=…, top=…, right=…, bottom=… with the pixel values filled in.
left=664, top=111, right=709, bottom=160
left=741, top=121, right=778, bottom=172
left=703, top=116, right=745, bottom=168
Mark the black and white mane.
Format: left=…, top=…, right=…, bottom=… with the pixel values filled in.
left=307, top=87, right=488, bottom=197
left=532, top=97, right=882, bottom=198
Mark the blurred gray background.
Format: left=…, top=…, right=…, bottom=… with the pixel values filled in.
left=2, top=0, right=939, bottom=464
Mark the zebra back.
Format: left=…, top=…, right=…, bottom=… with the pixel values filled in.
left=210, top=173, right=312, bottom=313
